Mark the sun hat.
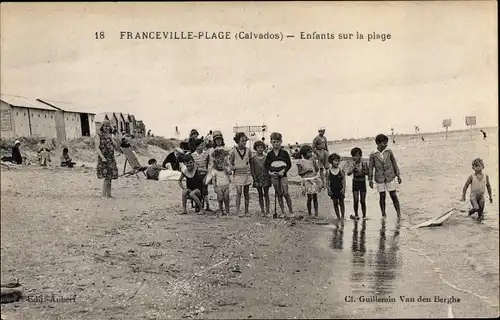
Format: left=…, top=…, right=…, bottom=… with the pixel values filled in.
left=14, top=140, right=20, bottom=145
left=318, top=127, right=326, bottom=131
left=212, top=130, right=223, bottom=139
left=190, top=129, right=199, bottom=136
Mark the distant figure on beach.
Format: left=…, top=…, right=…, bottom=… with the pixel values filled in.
left=312, top=127, right=330, bottom=185
left=266, top=132, right=293, bottom=219
left=421, top=137, right=425, bottom=142
left=147, top=129, right=151, bottom=137
left=95, top=120, right=120, bottom=198
left=251, top=140, right=272, bottom=216
left=392, top=139, right=396, bottom=145
left=480, top=130, right=487, bottom=139
left=347, top=148, right=369, bottom=220
left=162, top=147, right=184, bottom=171
left=229, top=132, right=253, bottom=217
left=60, top=148, right=76, bottom=168
left=297, top=145, right=322, bottom=218
left=178, top=154, right=205, bottom=215
left=11, top=140, right=24, bottom=164
left=327, top=153, right=346, bottom=220
left=37, top=138, right=51, bottom=166
left=461, top=158, right=492, bottom=221
left=368, top=134, right=402, bottom=219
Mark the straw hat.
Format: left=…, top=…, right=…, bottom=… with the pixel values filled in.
left=14, top=140, right=21, bottom=145
left=318, top=127, right=326, bottom=132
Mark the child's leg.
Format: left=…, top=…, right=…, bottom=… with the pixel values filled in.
left=339, top=198, right=345, bottom=219
left=263, top=186, right=270, bottom=214
left=477, top=195, right=486, bottom=219
left=182, top=189, right=189, bottom=213
left=313, top=194, right=318, bottom=216
left=360, top=191, right=367, bottom=218
left=469, top=196, right=480, bottom=215
left=353, top=190, right=360, bottom=216
left=235, top=185, right=243, bottom=215
left=389, top=191, right=401, bottom=217
left=272, top=178, right=285, bottom=214
left=190, top=190, right=205, bottom=214
left=257, top=187, right=265, bottom=213
left=307, top=194, right=313, bottom=215
left=332, top=199, right=341, bottom=219
left=243, top=185, right=250, bottom=214
left=223, top=186, right=230, bottom=215
left=379, top=192, right=387, bottom=217
left=282, top=179, right=293, bottom=216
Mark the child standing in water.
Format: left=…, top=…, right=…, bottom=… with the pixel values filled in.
left=461, top=158, right=493, bottom=221
left=297, top=145, right=322, bottom=217
left=347, top=147, right=369, bottom=220
left=327, top=153, right=346, bottom=220
left=229, top=132, right=253, bottom=217
left=266, top=132, right=293, bottom=219
left=251, top=140, right=271, bottom=216
left=368, top=134, right=402, bottom=219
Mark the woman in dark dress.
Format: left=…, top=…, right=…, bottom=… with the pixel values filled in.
left=95, top=120, right=120, bottom=198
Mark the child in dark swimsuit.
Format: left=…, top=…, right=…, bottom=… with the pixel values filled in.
left=327, top=153, right=346, bottom=220
left=347, top=148, right=369, bottom=220
left=178, top=155, right=205, bottom=215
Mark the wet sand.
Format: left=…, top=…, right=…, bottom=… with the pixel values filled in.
left=1, top=128, right=498, bottom=319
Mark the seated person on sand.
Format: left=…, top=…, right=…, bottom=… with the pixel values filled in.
left=1, top=140, right=25, bottom=164
left=60, top=148, right=76, bottom=168
left=146, top=158, right=166, bottom=180
left=162, top=147, right=185, bottom=171
left=37, top=138, right=51, bottom=166
left=178, top=154, right=205, bottom=215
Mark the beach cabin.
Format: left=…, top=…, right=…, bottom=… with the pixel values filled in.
left=37, top=99, right=96, bottom=140
left=1, top=94, right=58, bottom=139
left=122, top=113, right=132, bottom=134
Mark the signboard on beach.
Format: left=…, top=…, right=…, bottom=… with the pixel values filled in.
left=465, top=116, right=476, bottom=126
left=442, top=119, right=451, bottom=127
left=1, top=109, right=13, bottom=131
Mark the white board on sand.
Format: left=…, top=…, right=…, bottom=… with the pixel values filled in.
left=412, top=209, right=455, bottom=229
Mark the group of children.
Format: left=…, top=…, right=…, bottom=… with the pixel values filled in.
left=141, top=129, right=494, bottom=222
left=165, top=130, right=415, bottom=221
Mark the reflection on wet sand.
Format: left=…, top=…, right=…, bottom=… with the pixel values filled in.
left=331, top=221, right=345, bottom=250
left=343, top=219, right=402, bottom=295
left=351, top=220, right=367, bottom=282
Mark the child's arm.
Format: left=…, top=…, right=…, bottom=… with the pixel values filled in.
left=213, top=173, right=218, bottom=189
left=461, top=175, right=472, bottom=201
left=346, top=163, right=354, bottom=176
left=284, top=151, right=292, bottom=175
left=297, top=162, right=304, bottom=177
left=178, top=173, right=186, bottom=189
left=368, top=153, right=375, bottom=188
left=341, top=169, right=346, bottom=195
left=486, top=174, right=493, bottom=203
left=389, top=150, right=402, bottom=183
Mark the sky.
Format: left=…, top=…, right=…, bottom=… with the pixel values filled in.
left=1, top=2, right=497, bottom=144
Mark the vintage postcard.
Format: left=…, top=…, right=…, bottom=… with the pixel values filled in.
left=1, top=2, right=498, bottom=319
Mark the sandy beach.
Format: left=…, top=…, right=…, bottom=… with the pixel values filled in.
left=1, top=128, right=498, bottom=319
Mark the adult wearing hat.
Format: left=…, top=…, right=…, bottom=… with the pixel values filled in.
left=312, top=127, right=330, bottom=184
left=162, top=147, right=185, bottom=171
left=187, top=129, right=204, bottom=154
